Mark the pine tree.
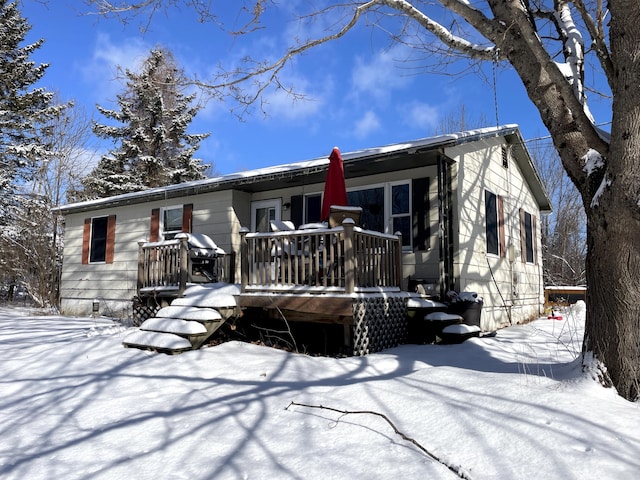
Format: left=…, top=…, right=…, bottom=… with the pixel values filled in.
left=0, top=1, right=66, bottom=304
left=80, top=48, right=210, bottom=199
left=0, top=0, right=62, bottom=224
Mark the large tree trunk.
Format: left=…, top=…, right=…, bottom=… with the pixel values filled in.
left=585, top=204, right=640, bottom=400
left=492, top=0, right=640, bottom=400
left=583, top=1, right=640, bottom=401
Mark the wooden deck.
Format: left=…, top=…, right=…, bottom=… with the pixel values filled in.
left=137, top=235, right=236, bottom=298
left=135, top=221, right=408, bottom=355
left=239, top=220, right=403, bottom=294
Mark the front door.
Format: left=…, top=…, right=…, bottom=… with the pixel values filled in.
left=251, top=199, right=282, bottom=232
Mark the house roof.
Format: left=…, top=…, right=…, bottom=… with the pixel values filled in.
left=56, top=124, right=552, bottom=214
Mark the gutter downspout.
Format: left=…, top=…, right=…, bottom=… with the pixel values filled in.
left=437, top=153, right=455, bottom=299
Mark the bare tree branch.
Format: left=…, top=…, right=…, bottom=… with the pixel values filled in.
left=571, top=0, right=613, bottom=89
left=382, top=0, right=497, bottom=60
left=286, top=401, right=473, bottom=480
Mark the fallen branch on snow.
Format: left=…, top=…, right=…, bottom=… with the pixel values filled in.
left=286, top=401, right=472, bottom=480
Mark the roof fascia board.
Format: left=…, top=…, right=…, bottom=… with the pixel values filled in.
left=55, top=125, right=523, bottom=215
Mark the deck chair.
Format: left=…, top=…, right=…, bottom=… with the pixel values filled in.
left=270, top=219, right=296, bottom=232
left=269, top=220, right=310, bottom=283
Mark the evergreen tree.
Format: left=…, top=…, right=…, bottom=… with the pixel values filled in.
left=0, top=0, right=62, bottom=225
left=81, top=48, right=210, bottom=199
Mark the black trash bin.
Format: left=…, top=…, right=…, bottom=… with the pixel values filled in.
left=448, top=292, right=483, bottom=327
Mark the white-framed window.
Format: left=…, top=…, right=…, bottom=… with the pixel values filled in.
left=251, top=199, right=282, bottom=232
left=83, top=215, right=116, bottom=265
left=346, top=181, right=412, bottom=248
left=304, top=193, right=322, bottom=224
left=89, top=216, right=109, bottom=263
left=161, top=205, right=184, bottom=240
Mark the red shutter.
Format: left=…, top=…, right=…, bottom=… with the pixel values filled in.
left=150, top=208, right=160, bottom=242
left=105, top=215, right=116, bottom=264
left=82, top=218, right=91, bottom=264
left=182, top=204, right=193, bottom=233
left=498, top=196, right=505, bottom=257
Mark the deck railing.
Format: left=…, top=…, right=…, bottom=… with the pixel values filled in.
left=137, top=236, right=235, bottom=296
left=240, top=219, right=403, bottom=294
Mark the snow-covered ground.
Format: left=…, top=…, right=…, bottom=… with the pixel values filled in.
left=0, top=302, right=638, bottom=479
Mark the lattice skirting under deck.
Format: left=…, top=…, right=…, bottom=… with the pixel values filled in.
left=351, top=295, right=408, bottom=356
left=132, top=296, right=162, bottom=326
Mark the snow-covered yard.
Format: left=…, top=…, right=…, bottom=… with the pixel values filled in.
left=0, top=302, right=638, bottom=479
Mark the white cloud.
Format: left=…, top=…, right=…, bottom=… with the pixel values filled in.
left=262, top=87, right=324, bottom=120
left=403, top=101, right=440, bottom=130
left=250, top=61, right=332, bottom=122
left=350, top=47, right=411, bottom=100
left=353, top=110, right=381, bottom=138
left=81, top=33, right=151, bottom=104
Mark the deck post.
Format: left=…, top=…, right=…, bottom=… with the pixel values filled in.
left=240, top=227, right=249, bottom=293
left=343, top=218, right=355, bottom=294
left=137, top=239, right=146, bottom=296
left=394, top=231, right=403, bottom=289
left=178, top=234, right=189, bottom=295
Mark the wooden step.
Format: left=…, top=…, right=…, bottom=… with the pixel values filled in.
left=424, top=312, right=464, bottom=322
left=439, top=323, right=482, bottom=344
left=123, top=330, right=193, bottom=354
left=140, top=317, right=208, bottom=336
left=155, top=305, right=222, bottom=323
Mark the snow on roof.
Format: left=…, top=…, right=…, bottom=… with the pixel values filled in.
left=56, top=124, right=520, bottom=214
left=544, top=285, right=587, bottom=291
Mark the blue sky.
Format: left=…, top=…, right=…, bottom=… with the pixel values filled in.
left=21, top=2, right=610, bottom=176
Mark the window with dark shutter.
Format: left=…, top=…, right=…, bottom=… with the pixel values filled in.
left=485, top=190, right=499, bottom=256
left=305, top=194, right=322, bottom=224
left=151, top=204, right=190, bottom=240
left=520, top=209, right=535, bottom=263
left=82, top=215, right=116, bottom=264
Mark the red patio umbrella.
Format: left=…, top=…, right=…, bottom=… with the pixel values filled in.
left=321, top=147, right=348, bottom=221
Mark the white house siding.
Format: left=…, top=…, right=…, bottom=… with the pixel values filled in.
left=59, top=190, right=240, bottom=316
left=189, top=189, right=239, bottom=251
left=58, top=129, right=549, bottom=325
left=60, top=203, right=152, bottom=317
left=447, top=138, right=544, bottom=331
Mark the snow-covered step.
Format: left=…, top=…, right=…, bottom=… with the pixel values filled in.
left=155, top=305, right=222, bottom=323
left=424, top=312, right=463, bottom=322
left=442, top=323, right=481, bottom=335
left=123, top=330, right=193, bottom=353
left=439, top=323, right=482, bottom=344
left=140, top=317, right=207, bottom=336
left=407, top=297, right=447, bottom=310
left=171, top=283, right=240, bottom=309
